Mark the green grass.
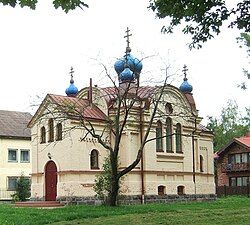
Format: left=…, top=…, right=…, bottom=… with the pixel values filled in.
left=0, top=196, right=249, bottom=225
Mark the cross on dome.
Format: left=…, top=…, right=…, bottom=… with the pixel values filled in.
left=182, top=64, right=188, bottom=80
left=124, top=27, right=132, bottom=54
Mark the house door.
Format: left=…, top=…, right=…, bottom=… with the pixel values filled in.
left=45, top=161, right=57, bottom=201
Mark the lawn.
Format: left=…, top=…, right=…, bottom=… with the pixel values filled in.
left=0, top=196, right=249, bottom=225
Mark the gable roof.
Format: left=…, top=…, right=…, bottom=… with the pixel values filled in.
left=28, top=94, right=108, bottom=128
left=217, top=132, right=250, bottom=157
left=49, top=94, right=108, bottom=121
left=0, top=110, right=32, bottom=139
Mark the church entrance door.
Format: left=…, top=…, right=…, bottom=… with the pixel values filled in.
left=45, top=160, right=57, bottom=201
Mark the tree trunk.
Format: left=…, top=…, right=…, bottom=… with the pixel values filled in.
left=108, top=175, right=119, bottom=206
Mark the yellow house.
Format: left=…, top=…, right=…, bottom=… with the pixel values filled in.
left=28, top=37, right=215, bottom=204
left=0, top=110, right=32, bottom=200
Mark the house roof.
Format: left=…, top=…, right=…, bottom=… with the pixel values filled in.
left=0, top=110, right=32, bottom=139
left=216, top=132, right=250, bottom=157
left=235, top=132, right=250, bottom=148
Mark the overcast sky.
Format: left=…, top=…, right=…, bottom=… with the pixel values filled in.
left=0, top=0, right=249, bottom=124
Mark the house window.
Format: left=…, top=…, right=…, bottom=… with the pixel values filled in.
left=8, top=177, right=18, bottom=190
left=40, top=126, right=46, bottom=143
left=229, top=177, right=236, bottom=186
left=166, top=117, right=173, bottom=152
left=156, top=120, right=163, bottom=152
left=241, top=153, right=248, bottom=163
left=56, top=123, right=62, bottom=141
left=8, top=149, right=18, bottom=162
left=175, top=123, right=182, bottom=153
left=230, top=177, right=249, bottom=186
left=200, top=155, right=204, bottom=172
left=177, top=185, right=185, bottom=195
left=90, top=149, right=99, bottom=169
left=242, top=177, right=248, bottom=186
left=158, top=185, right=165, bottom=195
left=228, top=153, right=250, bottom=164
left=48, top=119, right=54, bottom=142
left=20, top=149, right=30, bottom=163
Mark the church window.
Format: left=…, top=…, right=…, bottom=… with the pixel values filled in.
left=176, top=123, right=182, bottom=153
left=166, top=117, right=173, bottom=152
left=90, top=149, right=99, bottom=169
left=156, top=120, right=163, bottom=152
left=40, top=126, right=46, bottom=143
left=48, top=119, right=54, bottom=142
left=165, top=102, right=173, bottom=114
left=158, top=185, right=165, bottom=195
left=56, top=123, right=62, bottom=141
left=177, top=185, right=185, bottom=195
left=200, top=155, right=204, bottom=172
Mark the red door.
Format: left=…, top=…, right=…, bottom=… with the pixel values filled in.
left=45, top=161, right=57, bottom=201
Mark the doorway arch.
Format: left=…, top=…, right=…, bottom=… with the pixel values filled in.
left=45, top=160, right=57, bottom=201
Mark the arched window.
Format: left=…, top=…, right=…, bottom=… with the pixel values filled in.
left=177, top=185, right=185, bottom=195
left=156, top=120, right=163, bottom=152
left=165, top=102, right=173, bottom=114
left=200, top=155, right=204, bottom=172
left=56, top=123, right=62, bottom=141
left=158, top=185, right=165, bottom=195
left=40, top=126, right=46, bottom=143
left=48, top=118, right=54, bottom=142
left=166, top=117, right=173, bottom=152
left=90, top=149, right=99, bottom=169
left=176, top=123, right=182, bottom=153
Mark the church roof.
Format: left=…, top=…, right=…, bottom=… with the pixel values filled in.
left=100, top=85, right=196, bottom=110
left=49, top=94, right=108, bottom=122
left=0, top=110, right=32, bottom=139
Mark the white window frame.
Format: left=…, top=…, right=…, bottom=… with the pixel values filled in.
left=20, top=149, right=30, bottom=163
left=7, top=176, right=18, bottom=190
left=8, top=149, right=18, bottom=162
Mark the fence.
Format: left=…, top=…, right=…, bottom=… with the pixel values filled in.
left=0, top=190, right=15, bottom=200
left=216, top=185, right=250, bottom=197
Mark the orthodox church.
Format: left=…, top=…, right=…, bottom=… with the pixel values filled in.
left=28, top=30, right=215, bottom=204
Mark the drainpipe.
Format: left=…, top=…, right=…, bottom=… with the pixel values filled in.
left=139, top=101, right=145, bottom=204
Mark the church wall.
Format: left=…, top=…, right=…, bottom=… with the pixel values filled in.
left=30, top=113, right=109, bottom=199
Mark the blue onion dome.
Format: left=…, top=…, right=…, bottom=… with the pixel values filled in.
left=120, top=66, right=134, bottom=81
left=114, top=58, right=125, bottom=74
left=114, top=54, right=143, bottom=76
left=179, top=65, right=193, bottom=93
left=65, top=70, right=78, bottom=97
left=180, top=77, right=193, bottom=93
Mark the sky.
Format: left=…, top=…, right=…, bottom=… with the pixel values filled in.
left=0, top=0, right=249, bottom=124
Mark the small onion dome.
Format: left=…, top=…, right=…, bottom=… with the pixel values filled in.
left=120, top=66, right=134, bottom=81
left=179, top=77, right=193, bottom=93
left=65, top=76, right=78, bottom=97
left=114, top=59, right=125, bottom=74
left=114, top=53, right=143, bottom=76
